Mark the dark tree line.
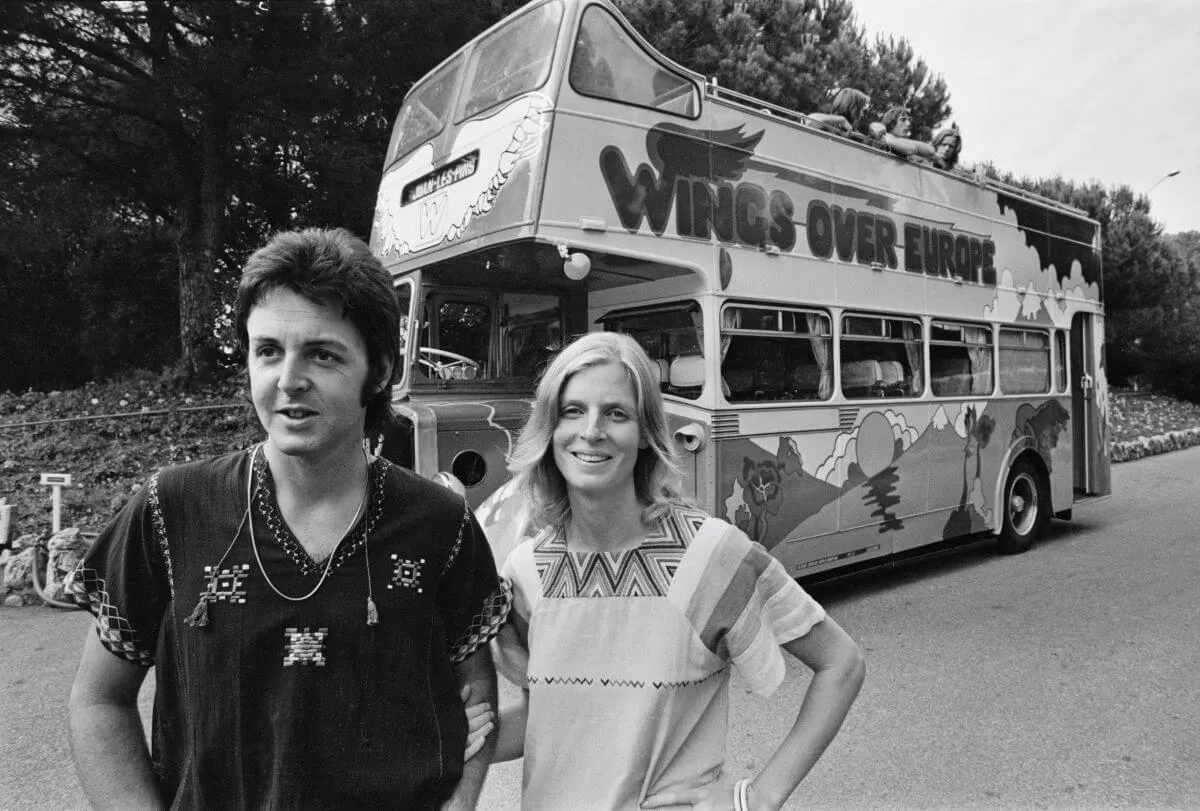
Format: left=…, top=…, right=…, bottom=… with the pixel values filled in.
left=1, top=0, right=523, bottom=390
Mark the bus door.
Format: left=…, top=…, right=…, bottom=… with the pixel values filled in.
left=1070, top=312, right=1105, bottom=496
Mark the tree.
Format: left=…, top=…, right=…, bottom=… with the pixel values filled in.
left=613, top=0, right=952, bottom=135
left=0, top=0, right=522, bottom=383
left=984, top=166, right=1197, bottom=391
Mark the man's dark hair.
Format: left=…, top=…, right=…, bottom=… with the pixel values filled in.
left=234, top=227, right=400, bottom=437
left=881, top=105, right=910, bottom=135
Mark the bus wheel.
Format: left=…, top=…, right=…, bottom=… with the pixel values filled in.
left=998, top=458, right=1049, bottom=554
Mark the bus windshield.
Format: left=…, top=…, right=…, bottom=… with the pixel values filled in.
left=457, top=1, right=563, bottom=120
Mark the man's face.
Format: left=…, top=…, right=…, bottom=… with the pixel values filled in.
left=247, top=287, right=377, bottom=462
left=891, top=112, right=912, bottom=137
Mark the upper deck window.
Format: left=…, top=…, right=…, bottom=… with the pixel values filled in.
left=458, top=1, right=563, bottom=121
left=570, top=6, right=699, bottom=118
left=388, top=55, right=462, bottom=165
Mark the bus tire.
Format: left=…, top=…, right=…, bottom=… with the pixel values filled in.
left=998, top=457, right=1049, bottom=555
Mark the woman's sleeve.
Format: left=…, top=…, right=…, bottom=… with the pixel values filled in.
left=491, top=549, right=533, bottom=688
left=65, top=474, right=173, bottom=668
left=438, top=502, right=511, bottom=664
left=701, top=525, right=826, bottom=697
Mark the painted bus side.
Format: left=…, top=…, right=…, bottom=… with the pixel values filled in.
left=369, top=0, right=1108, bottom=575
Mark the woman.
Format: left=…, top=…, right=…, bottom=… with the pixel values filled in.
left=485, top=332, right=865, bottom=810
left=806, top=87, right=871, bottom=136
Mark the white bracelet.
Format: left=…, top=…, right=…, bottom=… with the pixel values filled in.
left=733, top=778, right=752, bottom=811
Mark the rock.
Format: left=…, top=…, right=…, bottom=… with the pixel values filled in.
left=42, top=580, right=67, bottom=602
left=11, top=532, right=40, bottom=551
left=1, top=460, right=16, bottom=470
left=2, top=546, right=35, bottom=592
left=48, top=528, right=91, bottom=589
left=4, top=594, right=27, bottom=607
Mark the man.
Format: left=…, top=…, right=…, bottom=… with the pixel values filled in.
left=870, top=105, right=937, bottom=162
left=68, top=228, right=505, bottom=809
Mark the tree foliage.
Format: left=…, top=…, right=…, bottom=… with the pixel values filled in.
left=614, top=0, right=952, bottom=136
left=984, top=166, right=1199, bottom=398
left=0, top=0, right=522, bottom=389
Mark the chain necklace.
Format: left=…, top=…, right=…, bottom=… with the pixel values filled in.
left=248, top=443, right=369, bottom=604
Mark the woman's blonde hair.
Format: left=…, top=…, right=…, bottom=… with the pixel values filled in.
left=508, top=331, right=684, bottom=530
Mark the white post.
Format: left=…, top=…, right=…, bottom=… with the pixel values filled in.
left=39, top=473, right=72, bottom=535
left=0, top=498, right=10, bottom=548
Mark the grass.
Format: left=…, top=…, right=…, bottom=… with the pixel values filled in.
left=2, top=376, right=1198, bottom=541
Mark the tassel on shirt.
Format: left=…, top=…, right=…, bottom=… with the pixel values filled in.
left=366, top=597, right=379, bottom=627
left=184, top=596, right=210, bottom=628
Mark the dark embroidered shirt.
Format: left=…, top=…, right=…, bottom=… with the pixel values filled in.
left=70, top=449, right=508, bottom=810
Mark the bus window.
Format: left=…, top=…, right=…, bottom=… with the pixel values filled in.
left=395, top=280, right=413, bottom=388
left=930, top=320, right=993, bottom=397
left=419, top=297, right=490, bottom=381
left=720, top=305, right=832, bottom=402
left=600, top=302, right=703, bottom=399
left=840, top=314, right=923, bottom=399
left=458, top=1, right=563, bottom=121
left=1055, top=330, right=1068, bottom=392
left=999, top=328, right=1051, bottom=394
left=570, top=6, right=699, bottom=117
left=505, top=292, right=562, bottom=379
left=388, top=55, right=462, bottom=165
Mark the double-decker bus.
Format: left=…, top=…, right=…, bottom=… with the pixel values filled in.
left=369, top=0, right=1109, bottom=577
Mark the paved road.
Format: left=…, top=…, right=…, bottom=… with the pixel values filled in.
left=4, top=447, right=1198, bottom=809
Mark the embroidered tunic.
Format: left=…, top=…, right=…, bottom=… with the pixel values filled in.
left=69, top=449, right=509, bottom=810
left=493, top=504, right=827, bottom=811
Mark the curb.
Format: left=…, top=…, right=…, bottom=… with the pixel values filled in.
left=1109, top=427, right=1200, bottom=463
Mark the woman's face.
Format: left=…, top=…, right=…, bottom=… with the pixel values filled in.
left=552, top=362, right=645, bottom=502
left=936, top=135, right=960, bottom=162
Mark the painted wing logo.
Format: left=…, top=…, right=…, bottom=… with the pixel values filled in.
left=374, top=93, right=552, bottom=257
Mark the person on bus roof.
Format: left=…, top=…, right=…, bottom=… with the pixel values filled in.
left=931, top=123, right=963, bottom=171
left=67, top=227, right=507, bottom=809
left=807, top=87, right=872, bottom=136
left=473, top=331, right=865, bottom=810
left=871, top=105, right=938, bottom=163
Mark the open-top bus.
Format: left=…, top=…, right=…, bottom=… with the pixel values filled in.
left=368, top=0, right=1109, bottom=577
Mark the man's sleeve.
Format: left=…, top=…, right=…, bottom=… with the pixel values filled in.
left=66, top=474, right=173, bottom=668
left=438, top=502, right=511, bottom=664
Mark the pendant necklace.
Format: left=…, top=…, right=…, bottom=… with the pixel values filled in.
left=249, top=444, right=372, bottom=606
left=186, top=444, right=380, bottom=628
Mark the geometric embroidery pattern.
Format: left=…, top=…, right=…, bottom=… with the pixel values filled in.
left=442, top=501, right=471, bottom=575
left=147, top=473, right=176, bottom=600
left=388, top=555, right=425, bottom=593
left=448, top=579, right=512, bottom=664
left=283, top=627, right=328, bottom=666
left=526, top=665, right=725, bottom=690
left=533, top=504, right=708, bottom=599
left=65, top=567, right=155, bottom=667
left=200, top=563, right=251, bottom=604
left=253, top=453, right=386, bottom=576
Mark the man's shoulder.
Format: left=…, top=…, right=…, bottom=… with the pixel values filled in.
left=154, top=448, right=253, bottom=494
left=379, top=459, right=469, bottom=517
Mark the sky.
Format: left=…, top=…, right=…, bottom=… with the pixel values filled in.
left=849, top=0, right=1200, bottom=234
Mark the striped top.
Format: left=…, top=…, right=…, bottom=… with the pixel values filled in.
left=495, top=503, right=826, bottom=810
